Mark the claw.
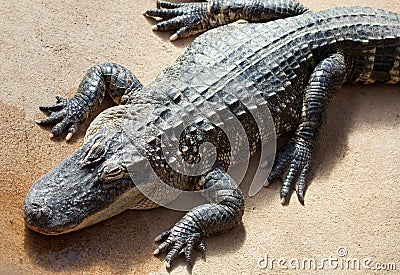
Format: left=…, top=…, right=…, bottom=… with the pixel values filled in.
left=51, top=119, right=71, bottom=137
left=154, top=15, right=191, bottom=32
left=66, top=124, right=78, bottom=141
left=170, top=33, right=179, bottom=41
left=268, top=140, right=312, bottom=204
left=295, top=163, right=310, bottom=205
left=297, top=192, right=305, bottom=205
left=165, top=242, right=185, bottom=266
left=196, top=240, right=206, bottom=252
left=156, top=239, right=173, bottom=255
left=65, top=132, right=73, bottom=141
left=36, top=94, right=87, bottom=139
left=155, top=230, right=171, bottom=242
left=172, top=25, right=201, bottom=40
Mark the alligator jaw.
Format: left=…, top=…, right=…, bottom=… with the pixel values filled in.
left=23, top=180, right=148, bottom=235
left=24, top=221, right=73, bottom=236
left=23, top=175, right=143, bottom=235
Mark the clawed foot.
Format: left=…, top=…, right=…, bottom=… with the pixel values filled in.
left=154, top=228, right=206, bottom=267
left=144, top=0, right=210, bottom=41
left=36, top=95, right=86, bottom=140
left=268, top=139, right=313, bottom=205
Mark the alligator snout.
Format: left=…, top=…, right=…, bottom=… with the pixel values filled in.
left=22, top=198, right=54, bottom=234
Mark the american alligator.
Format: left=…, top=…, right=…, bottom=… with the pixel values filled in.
left=23, top=0, right=400, bottom=267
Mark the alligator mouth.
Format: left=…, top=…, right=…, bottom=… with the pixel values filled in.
left=24, top=187, right=137, bottom=236
left=24, top=222, right=76, bottom=236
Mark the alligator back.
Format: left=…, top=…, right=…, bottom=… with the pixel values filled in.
left=125, top=6, right=400, bottom=188
left=143, top=6, right=399, bottom=131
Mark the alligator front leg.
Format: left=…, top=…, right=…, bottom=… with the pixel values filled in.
left=36, top=62, right=142, bottom=140
left=268, top=53, right=347, bottom=205
left=154, top=166, right=244, bottom=267
left=144, top=0, right=309, bottom=40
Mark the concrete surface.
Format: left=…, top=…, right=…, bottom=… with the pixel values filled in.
left=0, top=0, right=399, bottom=274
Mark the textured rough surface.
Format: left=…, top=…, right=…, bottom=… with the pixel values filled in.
left=0, top=0, right=400, bottom=274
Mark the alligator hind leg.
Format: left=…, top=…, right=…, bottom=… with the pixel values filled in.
left=36, top=62, right=142, bottom=140
left=154, top=166, right=244, bottom=267
left=268, top=53, right=347, bottom=205
left=145, top=0, right=309, bottom=40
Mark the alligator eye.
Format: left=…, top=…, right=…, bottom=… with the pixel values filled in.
left=83, top=143, right=106, bottom=165
left=100, top=162, right=125, bottom=182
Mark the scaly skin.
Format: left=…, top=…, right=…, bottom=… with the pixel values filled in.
left=36, top=63, right=142, bottom=140
left=24, top=0, right=400, bottom=267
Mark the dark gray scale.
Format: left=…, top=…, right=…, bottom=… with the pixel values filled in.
left=324, top=10, right=400, bottom=84
left=374, top=41, right=400, bottom=84
left=77, top=66, right=106, bottom=111
left=173, top=92, right=233, bottom=169
left=143, top=92, right=233, bottom=191
left=144, top=135, right=194, bottom=191
left=98, top=63, right=143, bottom=104
left=236, top=29, right=306, bottom=133
left=156, top=34, right=259, bottom=166
left=141, top=103, right=202, bottom=192
left=142, top=79, right=228, bottom=190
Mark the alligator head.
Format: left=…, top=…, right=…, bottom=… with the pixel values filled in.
left=22, top=121, right=151, bottom=235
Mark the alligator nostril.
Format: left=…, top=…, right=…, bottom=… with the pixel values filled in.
left=23, top=200, right=53, bottom=226
left=34, top=205, right=52, bottom=221
left=31, top=202, right=41, bottom=208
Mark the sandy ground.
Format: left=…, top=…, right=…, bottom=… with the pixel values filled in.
left=0, top=0, right=399, bottom=274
